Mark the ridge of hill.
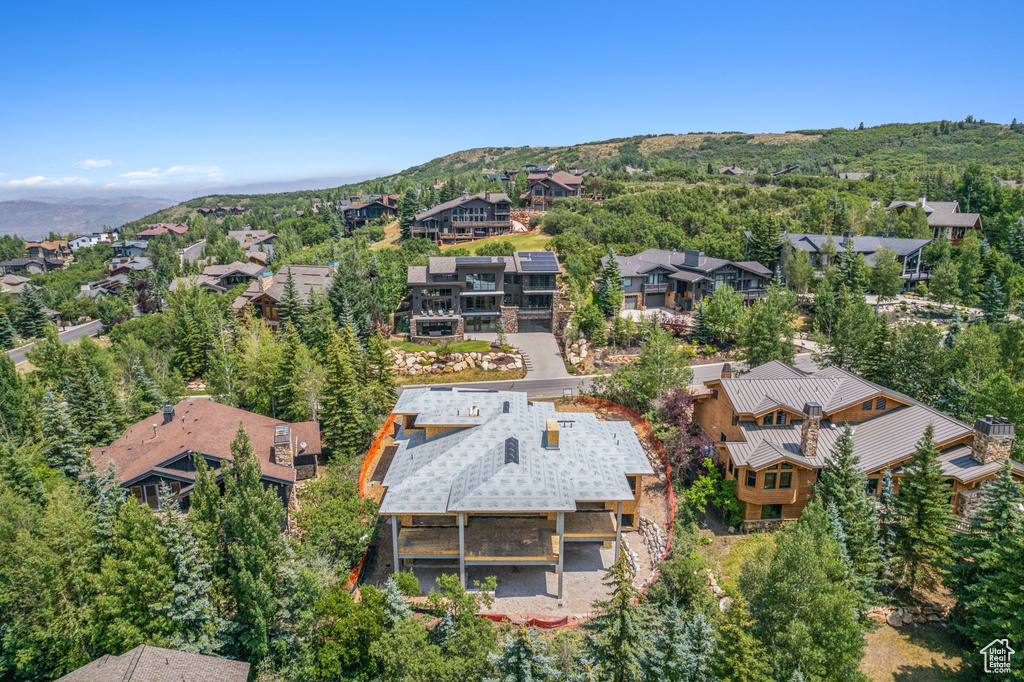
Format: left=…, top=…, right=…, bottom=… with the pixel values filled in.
left=129, top=120, right=1024, bottom=227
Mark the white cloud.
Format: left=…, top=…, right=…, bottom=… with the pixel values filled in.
left=2, top=175, right=92, bottom=188
left=114, top=164, right=226, bottom=186
left=73, top=158, right=116, bottom=170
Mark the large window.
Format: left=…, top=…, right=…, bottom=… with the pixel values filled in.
left=745, top=470, right=757, bottom=488
left=760, top=504, right=783, bottom=520
left=764, top=472, right=777, bottom=490
left=464, top=296, right=498, bottom=312
left=526, top=274, right=552, bottom=289
left=465, top=272, right=496, bottom=291
left=525, top=294, right=552, bottom=310
left=130, top=480, right=181, bottom=510
left=779, top=471, right=792, bottom=489
left=622, top=277, right=632, bottom=287
left=423, top=288, right=452, bottom=297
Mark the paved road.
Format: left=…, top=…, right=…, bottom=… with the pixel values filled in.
left=180, top=240, right=207, bottom=264
left=7, top=319, right=104, bottom=365
left=399, top=353, right=818, bottom=399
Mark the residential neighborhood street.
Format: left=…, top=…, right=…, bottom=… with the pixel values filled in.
left=6, top=319, right=103, bottom=365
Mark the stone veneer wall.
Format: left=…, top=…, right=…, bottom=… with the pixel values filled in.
left=800, top=415, right=821, bottom=457
left=499, top=305, right=519, bottom=333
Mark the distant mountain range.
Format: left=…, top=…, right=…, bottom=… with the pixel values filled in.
left=0, top=196, right=175, bottom=240
left=0, top=174, right=380, bottom=239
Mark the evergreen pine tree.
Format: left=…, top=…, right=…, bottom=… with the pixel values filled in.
left=17, top=284, right=47, bottom=339
left=154, top=483, right=227, bottom=654
left=41, top=387, right=87, bottom=477
left=596, top=248, right=624, bottom=318
left=65, top=355, right=118, bottom=447
left=944, top=310, right=963, bottom=349
left=127, top=357, right=165, bottom=421
left=274, top=326, right=309, bottom=422
left=89, top=462, right=126, bottom=555
left=712, top=597, right=773, bottom=682
left=642, top=607, right=716, bottom=682
left=277, top=267, right=302, bottom=331
left=979, top=274, right=1007, bottom=324
left=320, top=327, right=367, bottom=458
left=364, top=331, right=397, bottom=416
left=189, top=453, right=221, bottom=564
left=814, top=424, right=882, bottom=608
left=746, top=211, right=782, bottom=269
left=1007, top=220, right=1024, bottom=265
left=485, top=625, right=560, bottom=682
left=586, top=554, right=647, bottom=682
left=0, top=308, right=15, bottom=349
left=399, top=188, right=418, bottom=241
left=894, top=424, right=951, bottom=592
left=948, top=459, right=1024, bottom=673
left=382, top=575, right=412, bottom=627
left=220, top=425, right=286, bottom=662
left=860, top=316, right=893, bottom=386
left=690, top=300, right=713, bottom=345
left=877, top=468, right=898, bottom=576
left=0, top=354, right=29, bottom=440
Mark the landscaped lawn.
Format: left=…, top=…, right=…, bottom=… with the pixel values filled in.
left=389, top=339, right=492, bottom=353
left=700, top=532, right=774, bottom=595
left=860, top=623, right=965, bottom=681
left=439, top=231, right=553, bottom=254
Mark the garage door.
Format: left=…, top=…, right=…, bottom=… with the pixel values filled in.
left=518, top=317, right=552, bottom=333
left=645, top=293, right=666, bottom=308
left=624, top=296, right=638, bottom=310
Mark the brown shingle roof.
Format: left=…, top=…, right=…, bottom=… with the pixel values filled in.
left=57, top=644, right=250, bottom=681
left=91, top=399, right=321, bottom=486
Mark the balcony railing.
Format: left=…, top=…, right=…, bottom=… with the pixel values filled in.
left=642, top=282, right=669, bottom=293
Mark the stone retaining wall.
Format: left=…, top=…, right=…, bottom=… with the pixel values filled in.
left=387, top=347, right=524, bottom=376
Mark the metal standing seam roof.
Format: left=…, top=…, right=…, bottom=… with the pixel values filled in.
left=379, top=389, right=653, bottom=515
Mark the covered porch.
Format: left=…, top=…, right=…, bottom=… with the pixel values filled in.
left=390, top=508, right=624, bottom=599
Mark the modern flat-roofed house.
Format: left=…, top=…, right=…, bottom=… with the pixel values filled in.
left=407, top=251, right=561, bottom=341
left=112, top=240, right=148, bottom=258
left=381, top=388, right=653, bottom=597
left=171, top=260, right=269, bottom=294
left=58, top=644, right=250, bottom=682
left=69, top=231, right=119, bottom=251
left=521, top=171, right=584, bottom=210
left=411, top=191, right=512, bottom=244
left=885, top=195, right=982, bottom=245
left=91, top=399, right=321, bottom=512
left=604, top=248, right=771, bottom=312
left=232, top=264, right=334, bottom=328
left=343, top=194, right=399, bottom=231
left=694, top=361, right=1024, bottom=530
left=25, top=239, right=72, bottom=264
left=0, top=257, right=64, bottom=275
left=766, top=231, right=931, bottom=287
left=136, top=222, right=189, bottom=240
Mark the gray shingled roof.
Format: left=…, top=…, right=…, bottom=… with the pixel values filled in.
left=772, top=232, right=930, bottom=258
left=607, top=248, right=767, bottom=280
left=57, top=644, right=249, bottom=681
left=380, top=389, right=652, bottom=515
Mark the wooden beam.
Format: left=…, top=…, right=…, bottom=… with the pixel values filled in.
left=391, top=515, right=399, bottom=574
left=557, top=512, right=565, bottom=600
left=458, top=512, right=466, bottom=587
left=614, top=502, right=622, bottom=561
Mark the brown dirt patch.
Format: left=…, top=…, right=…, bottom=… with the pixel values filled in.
left=860, top=623, right=965, bottom=681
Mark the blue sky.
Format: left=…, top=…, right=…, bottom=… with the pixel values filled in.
left=2, top=0, right=1022, bottom=197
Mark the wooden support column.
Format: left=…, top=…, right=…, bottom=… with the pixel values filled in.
left=557, top=512, right=565, bottom=600
left=614, top=502, right=623, bottom=560
left=458, top=512, right=466, bottom=587
left=391, top=515, right=399, bottom=574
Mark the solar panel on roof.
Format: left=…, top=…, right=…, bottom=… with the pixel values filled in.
left=455, top=256, right=496, bottom=264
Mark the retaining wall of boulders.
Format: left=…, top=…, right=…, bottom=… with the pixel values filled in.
left=866, top=604, right=949, bottom=627
left=387, top=347, right=524, bottom=376
left=564, top=337, right=591, bottom=369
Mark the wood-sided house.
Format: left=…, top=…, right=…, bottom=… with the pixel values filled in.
left=694, top=361, right=1024, bottom=530
left=91, top=400, right=321, bottom=511
left=380, top=388, right=653, bottom=598
left=231, top=264, right=334, bottom=328
left=521, top=171, right=584, bottom=210
left=886, top=195, right=982, bottom=245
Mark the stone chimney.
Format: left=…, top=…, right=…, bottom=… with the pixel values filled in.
left=683, top=250, right=703, bottom=267
left=800, top=402, right=823, bottom=458
left=971, top=415, right=1015, bottom=464
left=721, top=363, right=732, bottom=379
left=918, top=194, right=927, bottom=207
left=162, top=404, right=175, bottom=425
left=273, top=425, right=293, bottom=468
left=257, top=269, right=274, bottom=292
left=484, top=191, right=491, bottom=201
